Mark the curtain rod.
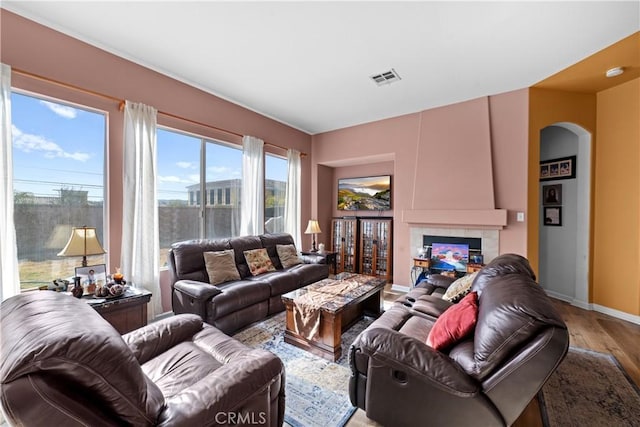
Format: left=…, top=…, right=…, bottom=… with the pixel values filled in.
left=12, top=67, right=307, bottom=157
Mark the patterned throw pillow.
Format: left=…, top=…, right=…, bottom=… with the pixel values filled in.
left=427, top=291, right=479, bottom=351
left=203, top=250, right=241, bottom=285
left=244, top=248, right=277, bottom=276
left=276, top=244, right=303, bottom=268
left=442, top=272, right=478, bottom=303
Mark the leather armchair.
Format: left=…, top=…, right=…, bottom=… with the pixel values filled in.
left=349, top=254, right=568, bottom=427
left=1, top=291, right=285, bottom=426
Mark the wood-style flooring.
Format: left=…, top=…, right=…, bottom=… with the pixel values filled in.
left=347, top=287, right=640, bottom=427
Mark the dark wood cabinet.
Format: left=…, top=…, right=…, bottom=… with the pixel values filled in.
left=331, top=217, right=393, bottom=282
left=359, top=218, right=393, bottom=282
left=88, top=289, right=152, bottom=334
left=331, top=218, right=359, bottom=274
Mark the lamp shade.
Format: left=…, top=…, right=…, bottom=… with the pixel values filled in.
left=304, top=220, right=321, bottom=234
left=57, top=226, right=106, bottom=258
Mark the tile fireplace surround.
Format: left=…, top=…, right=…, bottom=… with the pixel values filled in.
left=409, top=226, right=499, bottom=265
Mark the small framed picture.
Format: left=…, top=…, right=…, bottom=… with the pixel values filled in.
left=75, top=264, right=107, bottom=287
left=543, top=184, right=562, bottom=206
left=540, top=155, right=576, bottom=181
left=543, top=207, right=562, bottom=226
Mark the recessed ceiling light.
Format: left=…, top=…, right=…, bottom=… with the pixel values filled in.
left=605, top=67, right=624, bottom=78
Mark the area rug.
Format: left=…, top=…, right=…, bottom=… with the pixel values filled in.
left=233, top=312, right=373, bottom=427
left=539, top=346, right=640, bottom=426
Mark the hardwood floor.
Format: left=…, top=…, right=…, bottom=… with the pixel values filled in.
left=347, top=288, right=640, bottom=427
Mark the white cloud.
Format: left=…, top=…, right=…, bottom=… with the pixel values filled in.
left=39, top=100, right=78, bottom=119
left=187, top=174, right=200, bottom=183
left=207, top=166, right=241, bottom=179
left=158, top=175, right=192, bottom=184
left=176, top=161, right=196, bottom=169
left=12, top=125, right=90, bottom=162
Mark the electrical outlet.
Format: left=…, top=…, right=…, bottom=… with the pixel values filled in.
left=516, top=212, right=525, bottom=222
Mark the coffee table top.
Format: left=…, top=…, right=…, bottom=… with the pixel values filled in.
left=282, top=273, right=386, bottom=314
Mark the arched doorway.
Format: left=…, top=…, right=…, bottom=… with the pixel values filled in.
left=538, top=122, right=591, bottom=309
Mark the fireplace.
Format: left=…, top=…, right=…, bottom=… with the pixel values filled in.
left=410, top=226, right=499, bottom=264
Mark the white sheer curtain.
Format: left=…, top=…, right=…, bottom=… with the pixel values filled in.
left=240, top=135, right=264, bottom=236
left=0, top=63, right=20, bottom=301
left=122, top=101, right=162, bottom=320
left=284, top=149, right=301, bottom=247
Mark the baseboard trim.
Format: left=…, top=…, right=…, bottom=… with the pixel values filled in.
left=592, top=304, right=640, bottom=326
left=391, top=284, right=410, bottom=293
left=545, top=290, right=640, bottom=326
left=152, top=311, right=174, bottom=322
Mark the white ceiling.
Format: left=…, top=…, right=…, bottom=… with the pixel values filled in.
left=4, top=1, right=639, bottom=135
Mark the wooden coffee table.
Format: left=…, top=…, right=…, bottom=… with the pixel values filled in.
left=281, top=273, right=386, bottom=361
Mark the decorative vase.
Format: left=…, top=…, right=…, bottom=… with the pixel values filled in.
left=71, top=284, right=83, bottom=298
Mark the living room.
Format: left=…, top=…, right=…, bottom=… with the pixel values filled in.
left=1, top=2, right=639, bottom=426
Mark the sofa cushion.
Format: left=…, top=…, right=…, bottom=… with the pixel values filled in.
left=285, top=263, right=330, bottom=286
left=244, top=248, right=277, bottom=276
left=442, top=272, right=477, bottom=303
left=229, top=236, right=263, bottom=278
left=259, top=233, right=295, bottom=269
left=427, top=291, right=478, bottom=351
left=203, top=249, right=241, bottom=285
left=276, top=244, right=303, bottom=268
left=211, top=280, right=272, bottom=318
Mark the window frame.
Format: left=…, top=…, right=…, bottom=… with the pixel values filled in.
left=10, top=88, right=109, bottom=290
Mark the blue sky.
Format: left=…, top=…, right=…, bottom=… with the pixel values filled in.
left=12, top=92, right=287, bottom=203
left=11, top=92, right=105, bottom=202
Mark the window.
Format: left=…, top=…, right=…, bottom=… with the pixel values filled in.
left=11, top=92, right=106, bottom=290
left=157, top=128, right=242, bottom=266
left=265, top=154, right=287, bottom=234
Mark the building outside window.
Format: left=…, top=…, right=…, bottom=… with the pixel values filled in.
left=265, top=154, right=287, bottom=234
left=11, top=91, right=106, bottom=290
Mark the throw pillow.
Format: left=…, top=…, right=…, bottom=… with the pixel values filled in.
left=203, top=249, right=241, bottom=285
left=441, top=272, right=478, bottom=303
left=426, top=291, right=479, bottom=351
left=276, top=244, right=303, bottom=268
left=244, top=248, right=276, bottom=276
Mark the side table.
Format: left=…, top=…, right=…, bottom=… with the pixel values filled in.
left=84, top=288, right=152, bottom=334
left=301, top=251, right=338, bottom=275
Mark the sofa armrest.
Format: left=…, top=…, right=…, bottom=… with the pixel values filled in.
left=122, top=314, right=203, bottom=364
left=157, top=348, right=285, bottom=427
left=354, top=327, right=478, bottom=396
left=416, top=273, right=456, bottom=290
left=174, top=279, right=222, bottom=299
left=172, top=280, right=223, bottom=319
left=301, top=254, right=325, bottom=264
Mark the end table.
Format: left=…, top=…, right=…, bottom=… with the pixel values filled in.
left=301, top=251, right=338, bottom=275
left=84, top=288, right=152, bottom=334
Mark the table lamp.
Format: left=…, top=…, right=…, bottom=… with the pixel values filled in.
left=57, top=226, right=106, bottom=267
left=304, top=220, right=321, bottom=252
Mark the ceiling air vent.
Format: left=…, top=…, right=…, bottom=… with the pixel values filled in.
left=370, top=68, right=401, bottom=86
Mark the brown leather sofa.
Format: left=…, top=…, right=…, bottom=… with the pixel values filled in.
left=168, top=233, right=329, bottom=334
left=349, top=254, right=569, bottom=427
left=1, top=291, right=285, bottom=427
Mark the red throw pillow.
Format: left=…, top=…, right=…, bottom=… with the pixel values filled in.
left=426, top=291, right=478, bottom=351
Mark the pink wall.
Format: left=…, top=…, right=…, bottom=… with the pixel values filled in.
left=415, top=98, right=494, bottom=210
left=2, top=11, right=313, bottom=312
left=312, top=90, right=529, bottom=285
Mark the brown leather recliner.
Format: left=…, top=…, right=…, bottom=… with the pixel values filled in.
left=349, top=254, right=568, bottom=427
left=1, top=291, right=285, bottom=426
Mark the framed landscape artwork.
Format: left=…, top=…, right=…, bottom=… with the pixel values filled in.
left=337, top=175, right=391, bottom=211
